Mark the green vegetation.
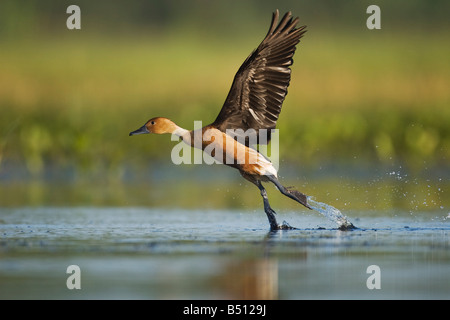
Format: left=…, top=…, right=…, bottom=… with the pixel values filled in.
left=1, top=33, right=449, bottom=173
left=0, top=1, right=449, bottom=210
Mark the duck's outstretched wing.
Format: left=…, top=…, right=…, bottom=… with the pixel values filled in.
left=212, top=10, right=306, bottom=144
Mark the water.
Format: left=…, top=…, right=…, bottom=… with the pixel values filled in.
left=307, top=196, right=356, bottom=230
left=1, top=207, right=449, bottom=299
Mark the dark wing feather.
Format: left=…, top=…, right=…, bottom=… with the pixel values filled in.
left=212, top=10, right=306, bottom=144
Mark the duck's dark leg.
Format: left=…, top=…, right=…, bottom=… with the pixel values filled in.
left=266, top=175, right=312, bottom=210
left=255, top=181, right=279, bottom=230
left=241, top=172, right=295, bottom=230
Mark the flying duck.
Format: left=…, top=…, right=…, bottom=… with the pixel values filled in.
left=130, top=10, right=311, bottom=230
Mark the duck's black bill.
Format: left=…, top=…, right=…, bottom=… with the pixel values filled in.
left=129, top=125, right=149, bottom=136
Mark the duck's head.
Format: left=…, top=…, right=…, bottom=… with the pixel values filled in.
left=129, top=117, right=178, bottom=136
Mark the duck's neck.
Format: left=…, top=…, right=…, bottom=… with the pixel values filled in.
left=172, top=125, right=191, bottom=144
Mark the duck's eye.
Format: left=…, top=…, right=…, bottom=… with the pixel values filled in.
left=151, top=121, right=155, bottom=125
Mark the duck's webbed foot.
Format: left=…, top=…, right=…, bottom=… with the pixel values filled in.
left=278, top=220, right=298, bottom=230
left=264, top=206, right=297, bottom=231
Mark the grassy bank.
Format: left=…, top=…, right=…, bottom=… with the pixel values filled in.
left=1, top=31, right=449, bottom=177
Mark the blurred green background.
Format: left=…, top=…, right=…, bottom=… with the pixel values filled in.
left=0, top=0, right=449, bottom=211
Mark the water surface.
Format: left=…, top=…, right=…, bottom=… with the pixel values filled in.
left=0, top=207, right=449, bottom=299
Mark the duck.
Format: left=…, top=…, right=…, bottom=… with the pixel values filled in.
left=130, top=10, right=311, bottom=230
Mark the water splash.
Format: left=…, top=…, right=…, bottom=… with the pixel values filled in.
left=307, top=196, right=356, bottom=230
